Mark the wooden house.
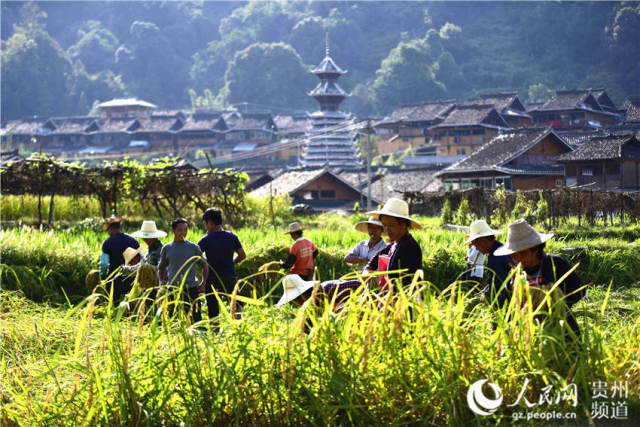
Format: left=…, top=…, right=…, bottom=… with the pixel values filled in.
left=529, top=90, right=620, bottom=131
left=250, top=168, right=379, bottom=211
left=96, top=98, right=157, bottom=119
left=427, top=105, right=510, bottom=157
left=557, top=134, right=640, bottom=190
left=463, top=92, right=532, bottom=128
left=374, top=100, right=456, bottom=154
left=436, top=127, right=572, bottom=191
left=177, top=111, right=227, bottom=151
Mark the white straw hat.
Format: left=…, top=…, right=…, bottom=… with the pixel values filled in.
left=275, top=275, right=318, bottom=307
left=123, top=247, right=143, bottom=265
left=354, top=218, right=384, bottom=234
left=131, top=220, right=167, bottom=239
left=493, top=219, right=554, bottom=256
left=366, top=198, right=422, bottom=229
left=463, top=220, right=502, bottom=245
left=285, top=222, right=305, bottom=234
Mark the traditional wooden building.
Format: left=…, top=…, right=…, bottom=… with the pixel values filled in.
left=591, top=89, right=618, bottom=114
left=250, top=168, right=379, bottom=210
left=437, top=127, right=572, bottom=191
left=96, top=98, right=157, bottom=118
left=47, top=117, right=99, bottom=151
left=225, top=113, right=278, bottom=145
left=1, top=117, right=56, bottom=146
left=427, top=105, right=510, bottom=157
left=557, top=134, right=640, bottom=190
left=374, top=100, right=456, bottom=154
left=302, top=39, right=360, bottom=167
left=177, top=112, right=227, bottom=150
left=463, top=92, right=532, bottom=128
left=132, top=114, right=184, bottom=152
left=529, top=90, right=620, bottom=131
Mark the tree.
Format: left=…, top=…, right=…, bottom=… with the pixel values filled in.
left=1, top=25, right=74, bottom=119
left=221, top=42, right=315, bottom=111
left=527, top=83, right=553, bottom=104
left=68, top=27, right=119, bottom=74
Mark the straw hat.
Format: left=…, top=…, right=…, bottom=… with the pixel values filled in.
left=275, top=275, right=318, bottom=307
left=102, top=216, right=123, bottom=231
left=285, top=222, right=305, bottom=234
left=493, top=219, right=554, bottom=256
left=123, top=247, right=143, bottom=265
left=366, top=198, right=422, bottom=229
left=131, top=220, right=167, bottom=238
left=355, top=218, right=384, bottom=234
left=463, top=220, right=502, bottom=245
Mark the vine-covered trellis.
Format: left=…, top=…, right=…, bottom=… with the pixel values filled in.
left=405, top=187, right=640, bottom=226
left=1, top=155, right=249, bottom=226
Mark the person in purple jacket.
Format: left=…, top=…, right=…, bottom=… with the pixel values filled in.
left=198, top=208, right=246, bottom=324
left=99, top=217, right=140, bottom=301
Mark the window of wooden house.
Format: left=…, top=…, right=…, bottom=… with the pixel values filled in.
left=555, top=178, right=563, bottom=187
left=495, top=177, right=512, bottom=190
left=480, top=178, right=493, bottom=189
left=456, top=148, right=466, bottom=155
left=454, top=136, right=460, bottom=143
left=320, top=190, right=335, bottom=199
left=582, top=167, right=593, bottom=176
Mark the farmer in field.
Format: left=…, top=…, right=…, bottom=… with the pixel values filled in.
left=276, top=198, right=423, bottom=309
left=198, top=208, right=246, bottom=323
left=158, top=218, right=208, bottom=323
left=281, top=222, right=318, bottom=280
left=344, top=218, right=386, bottom=266
left=131, top=220, right=166, bottom=268
left=494, top=219, right=585, bottom=337
left=464, top=219, right=512, bottom=307
left=100, top=216, right=140, bottom=301
left=363, top=198, right=423, bottom=290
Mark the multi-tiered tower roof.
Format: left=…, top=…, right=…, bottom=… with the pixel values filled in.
left=302, top=35, right=360, bottom=167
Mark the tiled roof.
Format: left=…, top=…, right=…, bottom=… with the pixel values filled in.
left=274, top=115, right=311, bottom=134
left=464, top=92, right=522, bottom=112
left=96, top=118, right=139, bottom=133
left=431, top=105, right=507, bottom=128
left=438, top=127, right=568, bottom=174
left=380, top=100, right=456, bottom=124
left=556, top=130, right=607, bottom=147
left=537, top=90, right=603, bottom=112
left=312, top=55, right=346, bottom=75
left=3, top=117, right=55, bottom=134
left=557, top=134, right=638, bottom=162
left=180, top=116, right=224, bottom=132
left=138, top=117, right=182, bottom=132
left=50, top=117, right=98, bottom=134
left=309, top=81, right=348, bottom=97
left=624, top=101, right=640, bottom=124
left=360, top=170, right=441, bottom=201
left=96, top=98, right=157, bottom=109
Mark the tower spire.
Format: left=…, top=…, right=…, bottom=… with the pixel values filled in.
left=325, top=31, right=330, bottom=57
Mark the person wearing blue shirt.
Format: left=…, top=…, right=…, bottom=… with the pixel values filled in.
left=464, top=220, right=512, bottom=308
left=198, top=208, right=246, bottom=323
left=100, top=217, right=140, bottom=301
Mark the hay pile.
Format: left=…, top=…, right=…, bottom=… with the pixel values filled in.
left=85, top=270, right=101, bottom=293
left=135, top=263, right=159, bottom=290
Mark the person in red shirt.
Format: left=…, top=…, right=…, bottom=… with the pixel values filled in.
left=280, top=222, right=318, bottom=280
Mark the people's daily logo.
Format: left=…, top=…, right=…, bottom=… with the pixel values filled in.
left=467, top=379, right=504, bottom=416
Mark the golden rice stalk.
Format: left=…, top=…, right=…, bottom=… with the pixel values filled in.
left=135, top=263, right=159, bottom=290
left=85, top=270, right=101, bottom=293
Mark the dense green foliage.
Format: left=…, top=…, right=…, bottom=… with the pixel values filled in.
left=2, top=1, right=638, bottom=119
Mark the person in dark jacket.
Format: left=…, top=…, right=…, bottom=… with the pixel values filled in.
left=100, top=217, right=139, bottom=301
left=495, top=219, right=586, bottom=338
left=464, top=219, right=513, bottom=308
left=363, top=198, right=423, bottom=289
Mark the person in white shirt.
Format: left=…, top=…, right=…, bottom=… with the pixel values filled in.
left=344, top=218, right=387, bottom=266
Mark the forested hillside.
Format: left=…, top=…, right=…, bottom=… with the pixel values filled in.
left=2, top=1, right=638, bottom=120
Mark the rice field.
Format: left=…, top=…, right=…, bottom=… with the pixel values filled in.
left=1, top=213, right=639, bottom=425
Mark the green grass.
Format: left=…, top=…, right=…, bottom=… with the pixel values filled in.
left=1, top=214, right=639, bottom=424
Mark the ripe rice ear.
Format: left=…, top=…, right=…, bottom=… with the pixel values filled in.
left=135, top=263, right=159, bottom=290
left=85, top=270, right=101, bottom=293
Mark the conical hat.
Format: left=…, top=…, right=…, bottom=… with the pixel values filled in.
left=366, top=198, right=422, bottom=229
left=131, top=220, right=167, bottom=238
left=275, top=275, right=317, bottom=307
left=463, top=220, right=502, bottom=245
left=494, top=219, right=554, bottom=256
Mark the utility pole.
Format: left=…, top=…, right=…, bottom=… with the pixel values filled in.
left=357, top=117, right=379, bottom=210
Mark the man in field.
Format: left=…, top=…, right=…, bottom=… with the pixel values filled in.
left=100, top=217, right=140, bottom=301
left=158, top=218, right=208, bottom=323
left=198, top=208, right=246, bottom=323
left=495, top=219, right=586, bottom=338
left=281, top=222, right=318, bottom=281
left=464, top=219, right=513, bottom=308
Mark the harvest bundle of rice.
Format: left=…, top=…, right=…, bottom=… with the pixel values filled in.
left=85, top=269, right=101, bottom=293
left=135, top=263, right=159, bottom=290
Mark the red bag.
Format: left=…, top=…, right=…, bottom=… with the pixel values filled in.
left=377, top=254, right=390, bottom=289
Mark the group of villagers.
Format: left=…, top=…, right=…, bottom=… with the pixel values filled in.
left=97, top=197, right=585, bottom=337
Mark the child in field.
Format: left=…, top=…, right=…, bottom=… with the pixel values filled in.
left=158, top=218, right=208, bottom=323
left=280, top=222, right=318, bottom=281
